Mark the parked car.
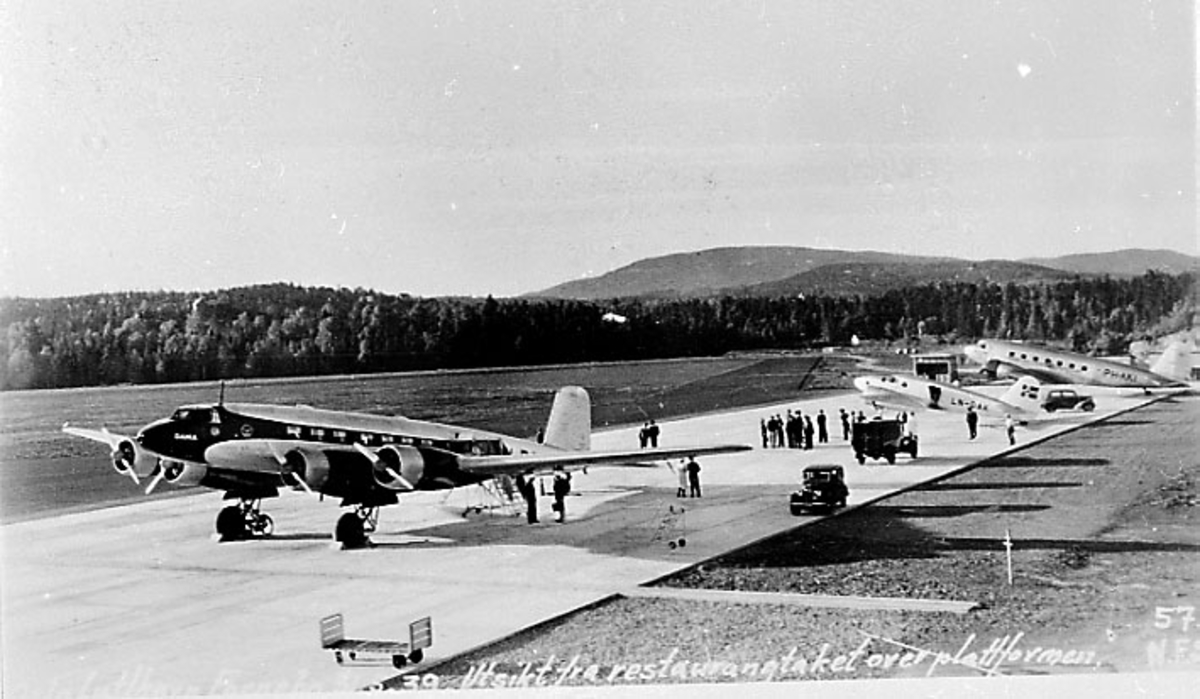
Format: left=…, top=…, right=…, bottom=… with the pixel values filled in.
left=790, top=465, right=849, bottom=515
left=1041, top=388, right=1095, bottom=412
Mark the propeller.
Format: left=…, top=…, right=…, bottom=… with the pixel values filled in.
left=353, top=443, right=414, bottom=491
left=144, top=462, right=165, bottom=495
left=143, top=460, right=185, bottom=495
left=266, top=442, right=317, bottom=496
left=106, top=430, right=142, bottom=486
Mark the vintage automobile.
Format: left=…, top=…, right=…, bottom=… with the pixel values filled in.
left=790, top=464, right=849, bottom=515
left=1041, top=388, right=1096, bottom=412
left=851, top=418, right=918, bottom=464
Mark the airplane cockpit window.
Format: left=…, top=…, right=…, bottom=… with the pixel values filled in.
left=171, top=409, right=200, bottom=422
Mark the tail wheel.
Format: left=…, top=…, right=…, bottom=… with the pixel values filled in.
left=216, top=506, right=247, bottom=541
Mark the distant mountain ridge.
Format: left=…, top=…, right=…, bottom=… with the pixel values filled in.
left=1020, top=249, right=1200, bottom=277
left=530, top=247, right=1198, bottom=300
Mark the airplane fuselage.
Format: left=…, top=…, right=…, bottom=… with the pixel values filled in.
left=963, top=339, right=1187, bottom=389
left=853, top=374, right=1033, bottom=420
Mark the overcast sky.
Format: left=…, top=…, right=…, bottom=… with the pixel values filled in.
left=1, top=0, right=1194, bottom=299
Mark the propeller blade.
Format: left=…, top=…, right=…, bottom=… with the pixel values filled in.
left=290, top=472, right=315, bottom=495
left=144, top=470, right=166, bottom=495
left=385, top=467, right=415, bottom=491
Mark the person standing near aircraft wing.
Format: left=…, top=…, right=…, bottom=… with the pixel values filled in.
left=1005, top=414, right=1016, bottom=446
left=552, top=467, right=571, bottom=523
left=517, top=474, right=538, bottom=524
left=966, top=406, right=979, bottom=440
left=686, top=457, right=702, bottom=498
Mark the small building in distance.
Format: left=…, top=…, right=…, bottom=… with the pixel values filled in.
left=912, top=353, right=958, bottom=383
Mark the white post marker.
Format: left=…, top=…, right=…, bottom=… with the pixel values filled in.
left=1003, top=529, right=1014, bottom=585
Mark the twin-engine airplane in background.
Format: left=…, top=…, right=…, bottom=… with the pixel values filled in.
left=962, top=339, right=1191, bottom=389
left=63, top=387, right=750, bottom=549
left=853, top=373, right=1045, bottom=424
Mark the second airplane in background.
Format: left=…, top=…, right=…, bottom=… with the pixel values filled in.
left=853, top=373, right=1044, bottom=423
left=962, top=339, right=1190, bottom=389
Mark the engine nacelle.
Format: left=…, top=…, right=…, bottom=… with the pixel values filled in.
left=993, top=363, right=1019, bottom=379
left=281, top=448, right=332, bottom=491
left=374, top=445, right=426, bottom=490
left=163, top=461, right=208, bottom=487
left=111, top=438, right=158, bottom=478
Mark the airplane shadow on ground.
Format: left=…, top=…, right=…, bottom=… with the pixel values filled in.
left=912, top=482, right=1086, bottom=491
left=982, top=456, right=1109, bottom=468
left=1090, top=419, right=1159, bottom=427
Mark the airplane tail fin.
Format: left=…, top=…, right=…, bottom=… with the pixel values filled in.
left=1000, top=376, right=1043, bottom=413
left=1149, top=341, right=1192, bottom=381
left=543, top=386, right=591, bottom=452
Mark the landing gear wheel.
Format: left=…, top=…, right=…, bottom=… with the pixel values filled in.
left=408, top=649, right=424, bottom=664
left=392, top=654, right=408, bottom=669
left=248, top=512, right=274, bottom=538
left=336, top=512, right=369, bottom=549
left=216, top=506, right=247, bottom=541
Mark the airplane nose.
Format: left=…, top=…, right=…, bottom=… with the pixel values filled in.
left=135, top=419, right=170, bottom=454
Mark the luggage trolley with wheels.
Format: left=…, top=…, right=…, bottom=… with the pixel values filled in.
left=320, top=613, right=433, bottom=669
left=653, top=504, right=687, bottom=549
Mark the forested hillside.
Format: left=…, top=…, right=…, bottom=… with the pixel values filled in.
left=1, top=273, right=1194, bottom=390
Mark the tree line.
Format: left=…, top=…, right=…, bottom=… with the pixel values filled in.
left=1, top=272, right=1194, bottom=390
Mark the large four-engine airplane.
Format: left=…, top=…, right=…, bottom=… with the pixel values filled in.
left=853, top=373, right=1044, bottom=423
left=962, top=339, right=1191, bottom=389
left=63, top=387, right=750, bottom=549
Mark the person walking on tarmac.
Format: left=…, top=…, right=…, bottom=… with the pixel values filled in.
left=675, top=460, right=688, bottom=498
left=966, top=406, right=979, bottom=440
left=516, top=474, right=538, bottom=524
left=840, top=408, right=851, bottom=441
left=1004, top=414, right=1016, bottom=446
left=686, top=457, right=702, bottom=498
left=816, top=409, right=829, bottom=444
left=552, top=467, right=572, bottom=523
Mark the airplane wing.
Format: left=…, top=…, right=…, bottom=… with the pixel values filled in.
left=62, top=424, right=128, bottom=449
left=456, top=444, right=752, bottom=477
left=856, top=389, right=934, bottom=412
left=991, top=361, right=1071, bottom=385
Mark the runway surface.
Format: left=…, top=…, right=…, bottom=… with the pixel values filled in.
left=0, top=387, right=1165, bottom=696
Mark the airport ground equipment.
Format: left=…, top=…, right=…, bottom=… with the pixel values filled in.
left=652, top=505, right=687, bottom=549
left=851, top=419, right=918, bottom=464
left=1041, top=388, right=1095, bottom=412
left=320, top=613, right=433, bottom=669
left=790, top=465, right=848, bottom=515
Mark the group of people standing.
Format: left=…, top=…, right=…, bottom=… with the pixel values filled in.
left=515, top=468, right=572, bottom=525
left=638, top=420, right=660, bottom=448
left=761, top=409, right=839, bottom=450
